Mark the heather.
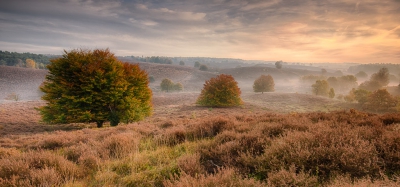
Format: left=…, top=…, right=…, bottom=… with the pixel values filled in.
left=1, top=109, right=400, bottom=186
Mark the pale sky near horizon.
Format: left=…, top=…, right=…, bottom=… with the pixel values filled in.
left=0, top=0, right=399, bottom=63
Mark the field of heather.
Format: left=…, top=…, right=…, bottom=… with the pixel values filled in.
left=1, top=65, right=400, bottom=186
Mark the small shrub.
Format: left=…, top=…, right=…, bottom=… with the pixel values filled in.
left=196, top=74, right=242, bottom=107
left=199, top=64, right=208, bottom=71
left=253, top=75, right=275, bottom=93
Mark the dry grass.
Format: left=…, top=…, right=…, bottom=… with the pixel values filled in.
left=1, top=109, right=400, bottom=186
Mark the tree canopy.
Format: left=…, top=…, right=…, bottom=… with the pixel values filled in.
left=312, top=80, right=331, bottom=97
left=39, top=49, right=152, bottom=127
left=196, top=74, right=242, bottom=107
left=253, top=75, right=275, bottom=93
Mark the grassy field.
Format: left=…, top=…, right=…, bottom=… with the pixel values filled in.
left=1, top=91, right=400, bottom=186
left=1, top=65, right=400, bottom=186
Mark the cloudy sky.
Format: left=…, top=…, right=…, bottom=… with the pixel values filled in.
left=1, top=0, right=399, bottom=63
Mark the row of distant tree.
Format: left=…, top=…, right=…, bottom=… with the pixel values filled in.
left=0, top=50, right=52, bottom=69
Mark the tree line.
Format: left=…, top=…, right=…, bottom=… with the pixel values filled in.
left=0, top=50, right=52, bottom=69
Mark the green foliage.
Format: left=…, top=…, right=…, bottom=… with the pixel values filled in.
left=275, top=60, right=282, bottom=69
left=353, top=89, right=370, bottom=105
left=253, top=75, right=275, bottom=93
left=196, top=74, right=242, bottom=107
left=0, top=50, right=51, bottom=68
left=132, top=56, right=173, bottom=64
left=39, top=49, right=152, bottom=127
left=311, top=80, right=330, bottom=97
left=161, top=79, right=174, bottom=92
left=194, top=61, right=201, bottom=68
left=199, top=64, right=208, bottom=71
left=160, top=79, right=183, bottom=92
left=173, top=83, right=183, bottom=91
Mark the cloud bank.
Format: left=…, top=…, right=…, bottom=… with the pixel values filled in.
left=0, top=0, right=399, bottom=63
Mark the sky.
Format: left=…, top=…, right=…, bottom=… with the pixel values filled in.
left=0, top=0, right=400, bottom=63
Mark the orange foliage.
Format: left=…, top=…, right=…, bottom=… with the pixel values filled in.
left=196, top=74, right=242, bottom=107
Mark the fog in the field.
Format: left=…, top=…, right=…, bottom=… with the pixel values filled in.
left=0, top=66, right=46, bottom=103
left=1, top=61, right=400, bottom=104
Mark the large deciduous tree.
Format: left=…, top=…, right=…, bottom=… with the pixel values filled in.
left=253, top=75, right=275, bottom=93
left=39, top=49, right=152, bottom=128
left=196, top=74, right=242, bottom=107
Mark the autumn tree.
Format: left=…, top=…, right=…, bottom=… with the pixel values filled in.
left=196, top=74, right=242, bottom=107
left=253, top=75, right=275, bottom=93
left=367, top=89, right=397, bottom=111
left=275, top=61, right=282, bottom=69
left=39, top=49, right=152, bottom=128
left=353, top=89, right=370, bottom=105
left=161, top=78, right=174, bottom=92
left=25, top=59, right=36, bottom=69
left=312, top=80, right=331, bottom=97
left=359, top=80, right=382, bottom=91
left=371, top=67, right=389, bottom=86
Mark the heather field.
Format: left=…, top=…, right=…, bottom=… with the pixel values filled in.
left=1, top=66, right=400, bottom=186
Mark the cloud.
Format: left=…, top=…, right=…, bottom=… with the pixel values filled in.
left=0, top=0, right=399, bottom=63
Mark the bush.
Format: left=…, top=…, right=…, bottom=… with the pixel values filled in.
left=196, top=74, right=242, bottom=107
left=160, top=79, right=183, bottom=92
left=311, top=80, right=330, bottom=97
left=179, top=61, right=185, bottom=66
left=160, top=78, right=174, bottom=92
left=39, top=49, right=152, bottom=127
left=253, top=75, right=275, bottom=93
left=194, top=61, right=201, bottom=68
left=199, top=64, right=208, bottom=71
left=149, top=76, right=155, bottom=83
left=173, top=83, right=183, bottom=91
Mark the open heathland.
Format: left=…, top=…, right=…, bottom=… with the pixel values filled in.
left=1, top=65, right=400, bottom=186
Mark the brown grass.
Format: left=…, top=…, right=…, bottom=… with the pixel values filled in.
left=1, top=109, right=400, bottom=186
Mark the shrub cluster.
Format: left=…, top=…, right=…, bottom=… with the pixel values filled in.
left=160, top=78, right=184, bottom=92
